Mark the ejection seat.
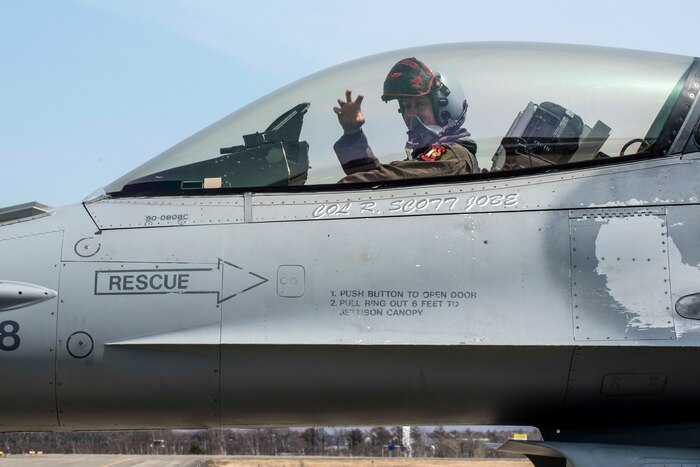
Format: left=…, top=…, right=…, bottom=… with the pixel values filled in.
left=491, top=101, right=611, bottom=172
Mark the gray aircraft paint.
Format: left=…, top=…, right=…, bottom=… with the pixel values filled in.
left=3, top=43, right=700, bottom=466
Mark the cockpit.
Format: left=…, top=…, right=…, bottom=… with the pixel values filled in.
left=102, top=43, right=696, bottom=196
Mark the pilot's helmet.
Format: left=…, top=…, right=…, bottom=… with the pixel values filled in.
left=381, top=57, right=467, bottom=133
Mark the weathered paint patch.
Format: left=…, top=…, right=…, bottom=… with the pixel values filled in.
left=594, top=216, right=670, bottom=330
left=571, top=207, right=675, bottom=341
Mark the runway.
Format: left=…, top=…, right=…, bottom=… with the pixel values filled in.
left=0, top=455, right=531, bottom=466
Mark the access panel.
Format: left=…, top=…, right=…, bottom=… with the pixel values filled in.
left=570, top=207, right=675, bottom=341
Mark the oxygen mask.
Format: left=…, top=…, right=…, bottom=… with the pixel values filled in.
left=405, top=116, right=441, bottom=156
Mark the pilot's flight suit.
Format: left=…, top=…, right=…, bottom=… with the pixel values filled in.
left=333, top=128, right=479, bottom=183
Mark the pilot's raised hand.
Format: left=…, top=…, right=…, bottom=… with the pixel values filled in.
left=333, top=90, right=365, bottom=134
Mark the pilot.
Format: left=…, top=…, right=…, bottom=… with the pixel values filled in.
left=332, top=57, right=478, bottom=183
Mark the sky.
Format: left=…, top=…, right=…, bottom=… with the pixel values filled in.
left=1, top=0, right=698, bottom=207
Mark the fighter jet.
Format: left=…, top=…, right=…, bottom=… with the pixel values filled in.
left=2, top=42, right=700, bottom=466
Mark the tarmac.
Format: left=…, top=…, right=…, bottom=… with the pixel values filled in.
left=0, top=454, right=212, bottom=467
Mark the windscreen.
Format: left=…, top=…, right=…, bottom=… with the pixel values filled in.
left=104, top=43, right=693, bottom=195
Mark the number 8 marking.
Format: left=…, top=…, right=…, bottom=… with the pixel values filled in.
left=0, top=320, right=20, bottom=351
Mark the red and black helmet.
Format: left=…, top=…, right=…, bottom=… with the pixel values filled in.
left=381, top=57, right=443, bottom=102
left=381, top=57, right=467, bottom=132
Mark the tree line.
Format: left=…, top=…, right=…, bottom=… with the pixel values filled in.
left=0, top=427, right=538, bottom=458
